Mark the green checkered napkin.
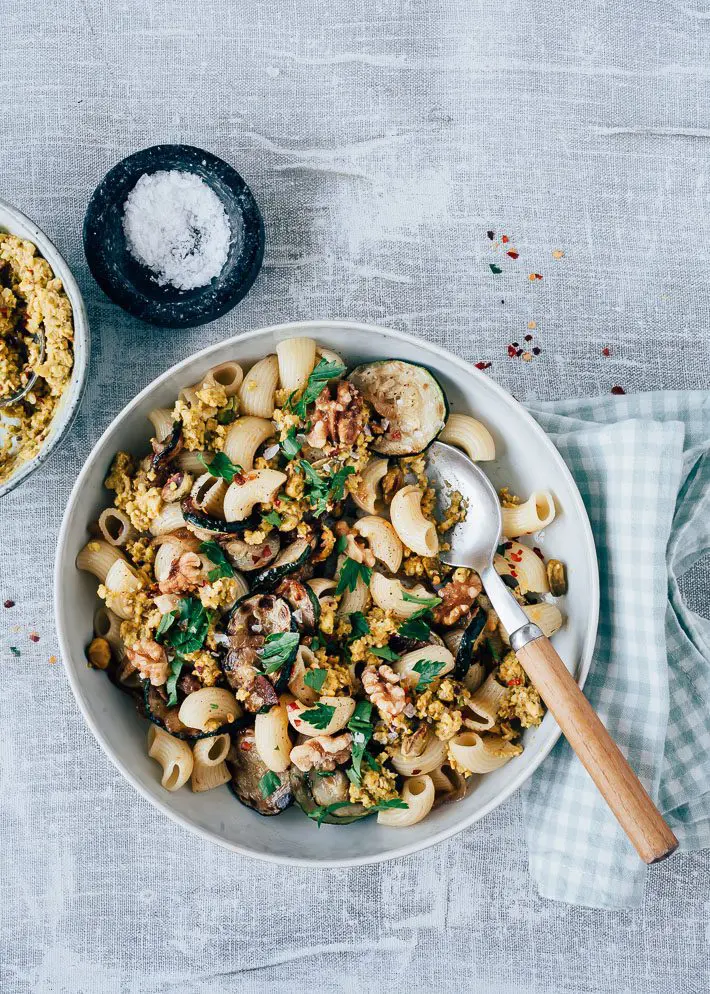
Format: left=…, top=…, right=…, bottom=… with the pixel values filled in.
left=521, top=391, right=710, bottom=910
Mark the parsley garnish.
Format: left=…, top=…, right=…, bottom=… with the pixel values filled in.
left=348, top=611, right=370, bottom=640
left=372, top=798, right=409, bottom=813
left=216, top=397, right=238, bottom=425
left=197, top=450, right=243, bottom=482
left=303, top=668, right=327, bottom=692
left=347, top=700, right=374, bottom=784
left=199, top=541, right=235, bottom=581
left=166, top=656, right=186, bottom=707
left=300, top=460, right=355, bottom=517
left=306, top=801, right=352, bottom=827
left=262, top=510, right=283, bottom=528
left=371, top=645, right=400, bottom=662
left=258, top=771, right=282, bottom=798
left=398, top=610, right=432, bottom=641
left=257, top=632, right=300, bottom=674
left=10, top=646, right=20, bottom=657
left=158, top=598, right=210, bottom=655
left=401, top=591, right=442, bottom=608
left=412, top=659, right=447, bottom=690
left=298, top=701, right=336, bottom=730
left=280, top=428, right=302, bottom=461
left=336, top=557, right=372, bottom=596
left=293, top=358, right=346, bottom=417
left=335, top=534, right=348, bottom=554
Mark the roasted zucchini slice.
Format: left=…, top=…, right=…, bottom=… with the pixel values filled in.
left=349, top=360, right=448, bottom=456
left=227, top=729, right=293, bottom=815
left=251, top=538, right=312, bottom=591
left=290, top=767, right=370, bottom=825
left=452, top=609, right=487, bottom=678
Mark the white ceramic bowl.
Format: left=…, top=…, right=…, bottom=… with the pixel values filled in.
left=0, top=198, right=90, bottom=499
left=55, top=320, right=599, bottom=866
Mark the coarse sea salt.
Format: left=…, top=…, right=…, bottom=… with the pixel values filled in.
left=122, top=170, right=232, bottom=290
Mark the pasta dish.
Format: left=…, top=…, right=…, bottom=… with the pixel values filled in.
left=77, top=338, right=567, bottom=827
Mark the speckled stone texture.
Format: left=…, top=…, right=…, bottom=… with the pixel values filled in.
left=1, top=1, right=709, bottom=992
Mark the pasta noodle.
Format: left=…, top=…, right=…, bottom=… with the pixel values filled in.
left=238, top=354, right=279, bottom=417
left=502, top=490, right=556, bottom=538
left=390, top=484, right=439, bottom=557
left=255, top=699, right=292, bottom=772
left=500, top=602, right=564, bottom=643
left=177, top=688, right=240, bottom=732
left=223, top=469, right=287, bottom=522
left=351, top=457, right=388, bottom=514
left=448, top=732, right=521, bottom=774
left=276, top=337, right=317, bottom=392
left=223, top=416, right=275, bottom=470
left=439, top=412, right=495, bottom=461
left=377, top=775, right=436, bottom=827
left=353, top=515, right=403, bottom=572
left=393, top=644, right=455, bottom=688
left=369, top=574, right=433, bottom=619
left=496, top=540, right=550, bottom=595
left=98, top=508, right=136, bottom=547
left=147, top=407, right=175, bottom=441
left=147, top=725, right=194, bottom=790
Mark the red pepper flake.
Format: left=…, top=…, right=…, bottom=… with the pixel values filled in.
left=474, top=361, right=492, bottom=370
left=3, top=599, right=15, bottom=609
left=486, top=230, right=495, bottom=240
left=528, top=273, right=543, bottom=282
left=507, top=678, right=523, bottom=687
left=501, top=235, right=510, bottom=244
left=507, top=345, right=517, bottom=358
left=29, top=633, right=40, bottom=643
left=506, top=250, right=519, bottom=259
left=533, top=547, right=545, bottom=560
left=524, top=334, right=533, bottom=342
left=602, top=347, right=611, bottom=357
left=532, top=347, right=541, bottom=355
left=611, top=385, right=626, bottom=395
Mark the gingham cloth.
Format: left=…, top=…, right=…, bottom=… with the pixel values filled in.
left=521, top=391, right=710, bottom=909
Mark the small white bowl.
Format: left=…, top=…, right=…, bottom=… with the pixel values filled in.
left=55, top=321, right=599, bottom=867
left=0, top=198, right=89, bottom=499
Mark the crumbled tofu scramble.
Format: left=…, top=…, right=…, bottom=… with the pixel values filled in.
left=0, top=234, right=74, bottom=484
left=79, top=347, right=561, bottom=827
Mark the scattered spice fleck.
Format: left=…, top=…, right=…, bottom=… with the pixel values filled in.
left=527, top=321, right=536, bottom=329
left=3, top=599, right=15, bottom=609
left=506, top=250, right=519, bottom=259
left=533, top=547, right=545, bottom=561
left=501, top=235, right=510, bottom=244
left=10, top=647, right=20, bottom=657
left=500, top=299, right=505, bottom=304
left=552, top=249, right=565, bottom=259
left=602, top=347, right=611, bottom=357
left=49, top=655, right=57, bottom=665
left=487, top=230, right=495, bottom=240
left=507, top=345, right=517, bottom=358
left=528, top=273, right=543, bottom=282
left=522, top=352, right=533, bottom=362
left=532, top=347, right=541, bottom=355
left=512, top=342, right=519, bottom=348
left=29, top=632, right=40, bottom=643
left=475, top=361, right=492, bottom=370
left=489, top=264, right=503, bottom=274
left=524, top=334, right=533, bottom=342
left=516, top=348, right=523, bottom=357
left=611, top=385, right=626, bottom=395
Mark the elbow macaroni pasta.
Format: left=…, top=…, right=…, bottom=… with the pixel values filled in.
left=439, top=413, right=495, bottom=461
left=390, top=485, right=439, bottom=557
left=238, top=354, right=279, bottom=417
left=502, top=490, right=556, bottom=538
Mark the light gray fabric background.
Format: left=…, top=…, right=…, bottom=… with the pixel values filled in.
left=1, top=1, right=709, bottom=991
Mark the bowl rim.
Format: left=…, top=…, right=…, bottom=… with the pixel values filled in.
left=54, top=319, right=600, bottom=867
left=0, top=197, right=90, bottom=500
left=82, top=144, right=265, bottom=329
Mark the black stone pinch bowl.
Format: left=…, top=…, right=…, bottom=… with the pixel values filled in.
left=83, top=145, right=265, bottom=328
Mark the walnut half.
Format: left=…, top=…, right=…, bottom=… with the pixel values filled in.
left=289, top=732, right=353, bottom=772
left=362, top=664, right=407, bottom=719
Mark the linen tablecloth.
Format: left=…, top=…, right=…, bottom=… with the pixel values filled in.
left=1, top=1, right=709, bottom=991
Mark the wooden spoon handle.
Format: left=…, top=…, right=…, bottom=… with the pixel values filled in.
left=515, top=634, right=678, bottom=864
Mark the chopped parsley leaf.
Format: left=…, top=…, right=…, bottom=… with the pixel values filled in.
left=401, top=591, right=442, bottom=608
left=372, top=797, right=409, bottom=813
left=280, top=428, right=302, bottom=461
left=257, top=632, right=300, bottom=674
left=348, top=611, right=370, bottom=640
left=303, top=668, right=328, bottom=692
left=199, top=540, right=235, bottom=581
left=166, top=656, right=186, bottom=707
left=347, top=700, right=374, bottom=784
left=298, top=701, right=336, bottom=730
left=160, top=598, right=210, bottom=655
left=370, top=645, right=399, bottom=662
left=258, top=771, right=282, bottom=798
left=335, top=534, right=348, bottom=554
left=300, top=460, right=354, bottom=517
left=216, top=397, right=238, bottom=425
left=10, top=646, right=20, bottom=657
left=262, top=510, right=283, bottom=528
left=412, top=659, right=447, bottom=689
left=293, top=358, right=347, bottom=417
left=197, top=450, right=243, bottom=482
left=398, top=611, right=432, bottom=641
left=336, top=557, right=372, bottom=596
left=306, top=801, right=352, bottom=827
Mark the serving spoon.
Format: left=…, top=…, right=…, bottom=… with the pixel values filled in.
left=426, top=440, right=678, bottom=864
